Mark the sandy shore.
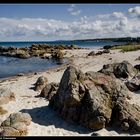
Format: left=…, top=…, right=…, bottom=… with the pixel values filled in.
left=0, top=48, right=140, bottom=136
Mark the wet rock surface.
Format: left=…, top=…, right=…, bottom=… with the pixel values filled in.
left=0, top=44, right=80, bottom=59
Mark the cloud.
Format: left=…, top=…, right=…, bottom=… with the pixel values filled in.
left=97, top=12, right=125, bottom=20
left=112, top=12, right=125, bottom=18
left=128, top=6, right=140, bottom=15
left=68, top=4, right=81, bottom=16
left=1, top=8, right=140, bottom=41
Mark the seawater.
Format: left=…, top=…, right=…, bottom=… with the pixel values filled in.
left=0, top=40, right=126, bottom=48
left=0, top=40, right=126, bottom=78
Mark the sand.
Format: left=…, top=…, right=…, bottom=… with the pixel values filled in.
left=0, top=48, right=140, bottom=136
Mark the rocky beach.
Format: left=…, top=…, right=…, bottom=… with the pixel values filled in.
left=0, top=44, right=140, bottom=136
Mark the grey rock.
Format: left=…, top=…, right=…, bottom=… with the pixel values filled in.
left=125, top=75, right=140, bottom=91
left=34, top=76, right=48, bottom=91
left=99, top=61, right=138, bottom=79
left=49, top=65, right=130, bottom=131
left=39, top=82, right=59, bottom=100
left=0, top=88, right=15, bottom=105
left=0, top=112, right=32, bottom=136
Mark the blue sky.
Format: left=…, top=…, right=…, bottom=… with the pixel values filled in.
left=0, top=4, right=140, bottom=41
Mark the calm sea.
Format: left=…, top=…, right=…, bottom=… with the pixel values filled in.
left=0, top=40, right=126, bottom=79
left=0, top=40, right=126, bottom=48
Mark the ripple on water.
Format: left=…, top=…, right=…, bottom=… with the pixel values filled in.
left=0, top=56, right=67, bottom=79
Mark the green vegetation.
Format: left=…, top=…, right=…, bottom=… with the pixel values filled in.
left=111, top=44, right=140, bottom=52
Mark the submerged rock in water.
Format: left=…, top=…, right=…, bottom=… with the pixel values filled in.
left=0, top=44, right=80, bottom=59
left=99, top=60, right=138, bottom=79
left=0, top=112, right=32, bottom=136
left=34, top=76, right=48, bottom=91
left=49, top=65, right=133, bottom=131
left=0, top=88, right=15, bottom=105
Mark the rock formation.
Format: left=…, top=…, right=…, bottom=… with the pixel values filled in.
left=49, top=65, right=140, bottom=132
left=99, top=60, right=138, bottom=78
left=34, top=76, right=48, bottom=91
left=39, top=82, right=59, bottom=100
left=0, top=88, right=15, bottom=105
left=0, top=112, right=32, bottom=136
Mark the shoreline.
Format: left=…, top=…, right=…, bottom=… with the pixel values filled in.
left=1, top=48, right=140, bottom=136
left=0, top=47, right=97, bottom=82
left=0, top=57, right=72, bottom=82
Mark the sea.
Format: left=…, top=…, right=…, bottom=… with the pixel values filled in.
left=0, top=40, right=126, bottom=79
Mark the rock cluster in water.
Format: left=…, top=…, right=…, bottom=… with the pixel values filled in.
left=0, top=44, right=80, bottom=59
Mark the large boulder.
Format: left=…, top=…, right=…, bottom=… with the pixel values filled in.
left=0, top=112, right=32, bottom=136
left=0, top=88, right=15, bottom=105
left=34, top=76, right=48, bottom=91
left=49, top=66, right=130, bottom=131
left=39, top=82, right=59, bottom=100
left=99, top=61, right=138, bottom=79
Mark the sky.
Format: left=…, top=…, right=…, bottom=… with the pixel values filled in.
left=0, top=4, right=140, bottom=41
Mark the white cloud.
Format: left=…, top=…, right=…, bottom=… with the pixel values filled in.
left=112, top=12, right=125, bottom=18
left=1, top=8, right=140, bottom=41
left=128, top=6, right=140, bottom=15
left=68, top=4, right=81, bottom=16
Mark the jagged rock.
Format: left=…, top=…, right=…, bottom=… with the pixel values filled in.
left=0, top=88, right=15, bottom=105
left=49, top=66, right=130, bottom=131
left=0, top=112, right=32, bottom=136
left=88, top=51, right=95, bottom=56
left=0, top=44, right=80, bottom=59
left=51, top=50, right=64, bottom=59
left=39, top=82, right=59, bottom=100
left=103, top=45, right=113, bottom=50
left=134, top=64, right=140, bottom=71
left=99, top=61, right=138, bottom=79
left=96, top=51, right=103, bottom=55
left=111, top=99, right=140, bottom=133
left=15, top=52, right=30, bottom=59
left=125, top=75, right=140, bottom=91
left=17, top=73, right=24, bottom=76
left=102, top=49, right=110, bottom=53
left=34, top=76, right=48, bottom=91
